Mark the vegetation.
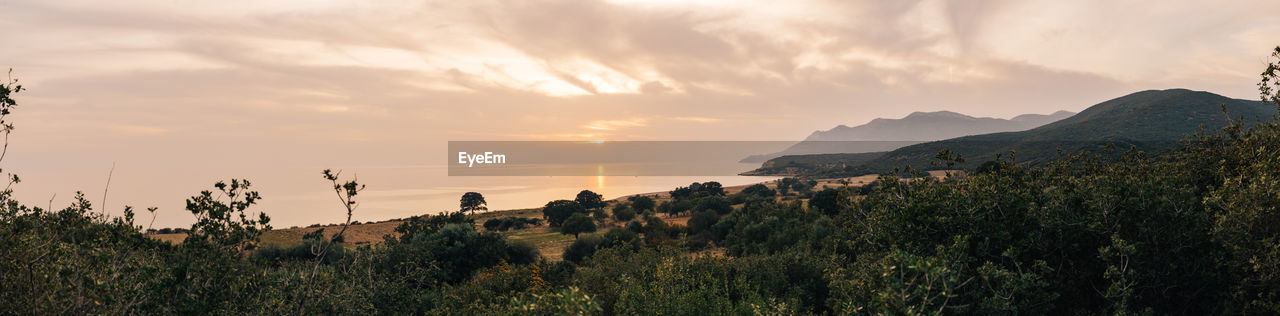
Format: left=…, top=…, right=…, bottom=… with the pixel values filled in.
left=482, top=216, right=542, bottom=231
left=611, top=203, right=635, bottom=222
left=4, top=47, right=1280, bottom=314
left=739, top=183, right=776, bottom=198
left=561, top=213, right=597, bottom=238
left=669, top=181, right=726, bottom=200
left=574, top=190, right=605, bottom=210
left=460, top=191, right=487, bottom=214
left=541, top=199, right=586, bottom=227
left=628, top=195, right=655, bottom=214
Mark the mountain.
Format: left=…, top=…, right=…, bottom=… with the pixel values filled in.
left=747, top=89, right=1277, bottom=177
left=740, top=110, right=1075, bottom=162
left=804, top=110, right=1075, bottom=141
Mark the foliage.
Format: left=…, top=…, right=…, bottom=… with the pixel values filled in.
left=250, top=239, right=347, bottom=266
left=392, top=211, right=471, bottom=242
left=377, top=223, right=539, bottom=285
left=483, top=216, right=542, bottom=231
left=502, top=286, right=602, bottom=315
left=542, top=199, right=586, bottom=227
left=611, top=203, right=635, bottom=222
left=669, top=181, right=725, bottom=201
left=574, top=190, right=605, bottom=210
left=808, top=187, right=842, bottom=216
left=183, top=179, right=271, bottom=255
left=739, top=183, right=776, bottom=198
left=561, top=213, right=597, bottom=238
left=687, top=209, right=719, bottom=235
left=6, top=47, right=1280, bottom=314
left=694, top=195, right=733, bottom=215
left=627, top=195, right=655, bottom=213
left=563, top=235, right=603, bottom=264
left=461, top=191, right=488, bottom=214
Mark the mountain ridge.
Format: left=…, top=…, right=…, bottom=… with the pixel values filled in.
left=746, top=89, right=1278, bottom=176
left=741, top=109, right=1075, bottom=163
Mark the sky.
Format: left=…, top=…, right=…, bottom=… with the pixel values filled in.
left=1, top=0, right=1279, bottom=227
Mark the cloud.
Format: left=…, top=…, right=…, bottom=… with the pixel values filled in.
left=2, top=0, right=1279, bottom=227
left=583, top=118, right=648, bottom=131
left=671, top=116, right=721, bottom=123
left=108, top=124, right=171, bottom=136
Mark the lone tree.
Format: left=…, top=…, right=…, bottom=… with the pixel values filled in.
left=542, top=199, right=586, bottom=227
left=575, top=190, right=605, bottom=210
left=561, top=213, right=596, bottom=238
left=460, top=192, right=487, bottom=214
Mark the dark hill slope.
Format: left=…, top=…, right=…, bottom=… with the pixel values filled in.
left=741, top=110, right=1074, bottom=163
left=749, top=89, right=1277, bottom=176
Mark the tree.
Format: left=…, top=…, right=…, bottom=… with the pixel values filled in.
left=740, top=183, right=776, bottom=198
left=460, top=192, right=487, bottom=214
left=695, top=196, right=732, bottom=215
left=776, top=179, right=795, bottom=196
left=670, top=182, right=726, bottom=201
left=561, top=213, right=597, bottom=238
left=630, top=195, right=655, bottom=213
left=687, top=210, right=719, bottom=234
left=612, top=203, right=635, bottom=222
left=542, top=199, right=586, bottom=227
left=701, top=181, right=726, bottom=197
left=658, top=200, right=691, bottom=217
left=575, top=190, right=605, bottom=210
left=808, top=188, right=841, bottom=216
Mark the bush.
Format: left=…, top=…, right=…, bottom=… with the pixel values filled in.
left=250, top=240, right=347, bottom=266
left=612, top=204, right=635, bottom=222
left=601, top=228, right=640, bottom=250
left=626, top=220, right=644, bottom=234
left=483, top=218, right=502, bottom=231
left=483, top=217, right=542, bottom=232
left=377, top=223, right=539, bottom=284
left=563, top=235, right=603, bottom=263
left=687, top=210, right=719, bottom=234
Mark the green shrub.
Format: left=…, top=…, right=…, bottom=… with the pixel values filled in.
left=563, top=235, right=603, bottom=264
left=611, top=204, right=635, bottom=222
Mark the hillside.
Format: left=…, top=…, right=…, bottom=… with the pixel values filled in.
left=806, top=110, right=1075, bottom=141
left=749, top=89, right=1277, bottom=177
left=741, top=110, right=1074, bottom=162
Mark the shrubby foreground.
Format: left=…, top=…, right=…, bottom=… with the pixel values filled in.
left=3, top=48, right=1280, bottom=314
